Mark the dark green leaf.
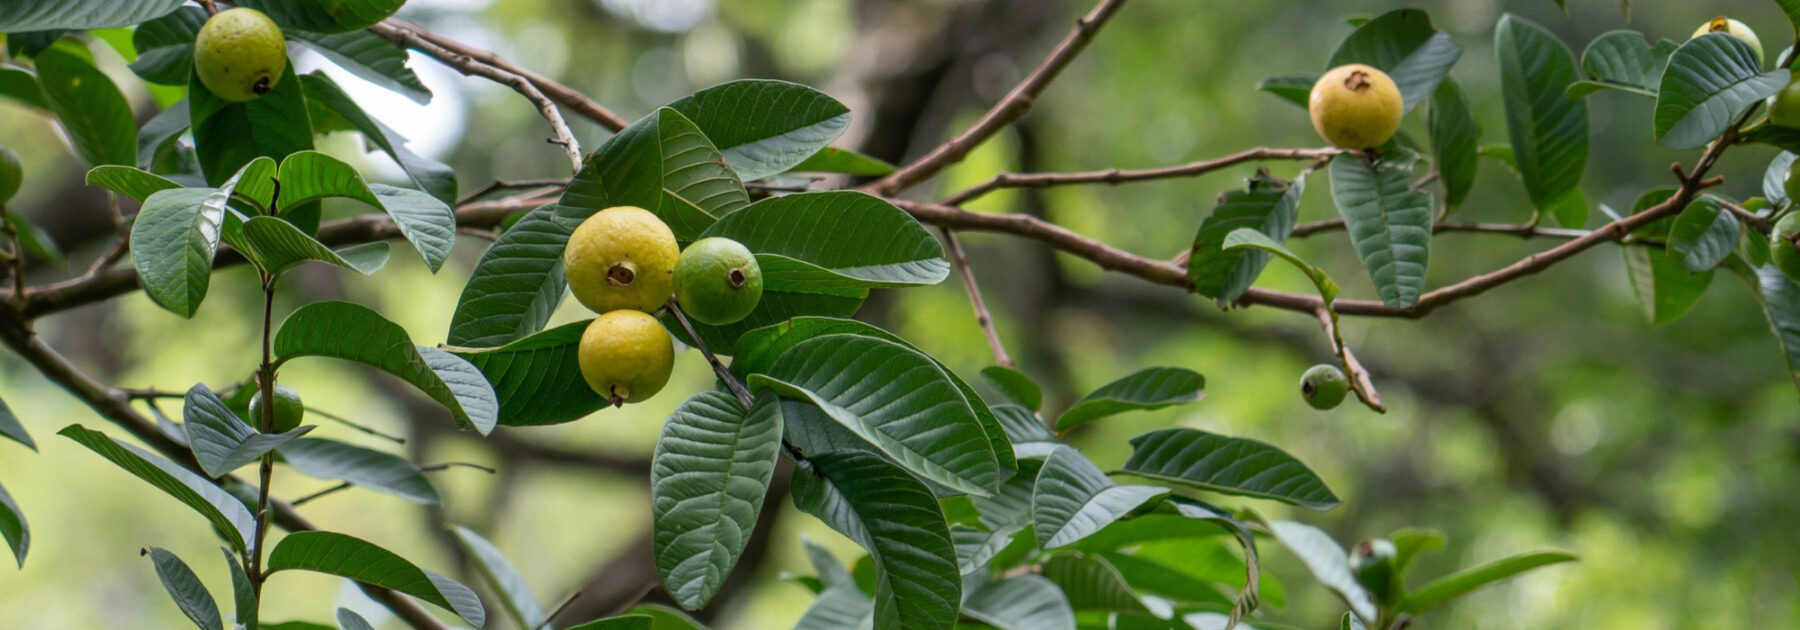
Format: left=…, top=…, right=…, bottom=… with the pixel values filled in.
left=336, top=609, right=373, bottom=630
left=1401, top=550, right=1577, bottom=613
left=1751, top=264, right=1800, bottom=393
left=6, top=30, right=63, bottom=57
left=992, top=404, right=1056, bottom=459
left=236, top=0, right=403, bottom=33
left=1765, top=152, right=1797, bottom=207
left=223, top=549, right=256, bottom=630
left=979, top=366, right=1042, bottom=411
left=1187, top=172, right=1304, bottom=302
left=1055, top=367, right=1205, bottom=432
left=137, top=100, right=191, bottom=172
left=191, top=65, right=314, bottom=188
left=1039, top=553, right=1151, bottom=614
left=1256, top=74, right=1313, bottom=108
left=1097, top=551, right=1234, bottom=607
left=278, top=437, right=438, bottom=504
left=751, top=334, right=1005, bottom=495
left=1496, top=14, right=1589, bottom=227
left=790, top=147, right=896, bottom=176
left=368, top=184, right=456, bottom=272
left=0, top=0, right=184, bottom=32
left=129, top=188, right=226, bottom=318
left=669, top=79, right=852, bottom=181
left=453, top=320, right=604, bottom=426
left=1666, top=197, right=1739, bottom=272
left=1033, top=447, right=1168, bottom=549
left=1655, top=34, right=1788, bottom=149
left=290, top=30, right=430, bottom=104
left=795, top=584, right=872, bottom=630
left=0, top=66, right=47, bottom=110
left=275, top=301, right=498, bottom=434
left=961, top=575, right=1075, bottom=630
left=274, top=150, right=380, bottom=210
left=1328, top=9, right=1463, bottom=110
left=449, top=525, right=548, bottom=630
left=1265, top=520, right=1376, bottom=622
left=265, top=531, right=485, bottom=626
left=238, top=216, right=391, bottom=277
left=447, top=113, right=662, bottom=347
left=128, top=7, right=205, bottom=85
left=700, top=191, right=948, bottom=291
left=657, top=107, right=750, bottom=241
left=58, top=425, right=255, bottom=554
left=1329, top=153, right=1433, bottom=307
left=0, top=396, right=35, bottom=451
left=147, top=548, right=222, bottom=630
left=0, top=481, right=26, bottom=567
left=1571, top=30, right=1674, bottom=98
left=1623, top=244, right=1712, bottom=324
left=653, top=393, right=784, bottom=610
left=35, top=47, right=135, bottom=166
left=182, top=384, right=313, bottom=477
left=1119, top=428, right=1339, bottom=510
left=1427, top=79, right=1478, bottom=210
left=86, top=165, right=180, bottom=203
left=300, top=74, right=455, bottom=203
left=791, top=451, right=960, bottom=630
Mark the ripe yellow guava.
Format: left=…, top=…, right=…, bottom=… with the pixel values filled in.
left=565, top=206, right=681, bottom=314
left=1309, top=64, right=1403, bottom=150
left=578, top=310, right=675, bottom=406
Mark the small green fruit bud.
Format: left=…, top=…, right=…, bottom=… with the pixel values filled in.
left=248, top=384, right=305, bottom=432
left=1301, top=364, right=1349, bottom=410
left=1349, top=538, right=1398, bottom=604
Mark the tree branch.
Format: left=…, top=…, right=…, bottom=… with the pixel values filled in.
left=1291, top=218, right=1591, bottom=240
left=372, top=19, right=630, bottom=133
left=940, top=147, right=1340, bottom=206
left=1313, top=305, right=1383, bottom=412
left=940, top=228, right=1012, bottom=367
left=865, top=0, right=1130, bottom=196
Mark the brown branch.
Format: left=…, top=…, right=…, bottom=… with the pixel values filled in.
left=1313, top=305, right=1384, bottom=413
left=940, top=228, right=1012, bottom=367
left=1718, top=198, right=1775, bottom=234
left=373, top=19, right=630, bottom=133
left=865, top=0, right=1130, bottom=196
left=667, top=298, right=754, bottom=408
left=1292, top=219, right=1591, bottom=240
left=940, top=147, right=1340, bottom=206
left=367, top=22, right=584, bottom=172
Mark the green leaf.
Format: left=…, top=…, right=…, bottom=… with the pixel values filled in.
left=238, top=216, right=391, bottom=277
left=791, top=147, right=896, bottom=176
left=1766, top=152, right=1797, bottom=207
left=992, top=404, right=1057, bottom=459
left=656, top=108, right=750, bottom=241
left=1054, top=367, right=1204, bottom=432
left=128, top=7, right=205, bottom=85
left=1265, top=520, right=1376, bottom=623
left=274, top=150, right=380, bottom=209
left=1778, top=1, right=1800, bottom=44
left=1667, top=197, right=1739, bottom=272
left=1119, top=428, right=1340, bottom=510
left=58, top=425, right=255, bottom=554
left=1427, top=79, right=1478, bottom=210
left=652, top=392, right=784, bottom=610
left=453, top=320, right=604, bottom=426
left=223, top=549, right=257, bottom=630
left=449, top=525, right=548, bottom=630
left=1656, top=34, right=1788, bottom=149
left=147, top=548, right=222, bottom=630
left=268, top=151, right=455, bottom=269
left=961, top=575, right=1076, bottom=630
left=191, top=65, right=314, bottom=189
left=700, top=191, right=949, bottom=292
left=1033, top=447, right=1168, bottom=549
left=0, top=0, right=184, bottom=32
left=138, top=100, right=192, bottom=172
left=1329, top=153, right=1433, bottom=307
left=1496, top=14, right=1589, bottom=227
left=1187, top=173, right=1305, bottom=302
left=1751, top=264, right=1800, bottom=394
left=275, top=301, right=499, bottom=434
left=265, top=531, right=485, bottom=626
left=1401, top=550, right=1577, bottom=614
left=236, top=0, right=404, bottom=33
left=1255, top=74, right=1313, bottom=108
left=979, top=366, right=1042, bottom=411
left=669, top=79, right=852, bottom=181
left=1327, top=9, right=1463, bottom=110
left=300, top=74, right=454, bottom=203
left=35, top=46, right=135, bottom=167
left=565, top=616, right=653, bottom=630
left=1390, top=528, right=1446, bottom=575
left=1222, top=228, right=1342, bottom=303
left=751, top=334, right=1005, bottom=495
left=0, top=396, right=35, bottom=452
left=1570, top=30, right=1674, bottom=98
left=447, top=113, right=662, bottom=347
left=951, top=523, right=1022, bottom=575
left=336, top=609, right=374, bottom=630
left=1097, top=551, right=1234, bottom=607
left=129, top=188, right=226, bottom=318
left=1039, top=553, right=1152, bottom=614
left=181, top=384, right=314, bottom=477
left=0, top=66, right=47, bottom=110
left=790, top=451, right=960, bottom=630
left=277, top=437, right=439, bottom=504
left=1623, top=244, right=1712, bottom=324
left=290, top=30, right=431, bottom=104
left=86, top=165, right=180, bottom=202
left=0, top=481, right=27, bottom=567
left=795, top=583, right=872, bottom=630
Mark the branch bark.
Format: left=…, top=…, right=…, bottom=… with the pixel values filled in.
left=940, top=147, right=1340, bottom=205
left=373, top=19, right=630, bottom=133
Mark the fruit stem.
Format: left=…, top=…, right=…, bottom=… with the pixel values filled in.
left=200, top=0, right=218, bottom=15
left=666, top=297, right=754, bottom=408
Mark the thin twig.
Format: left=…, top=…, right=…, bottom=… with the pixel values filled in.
left=940, top=228, right=1012, bottom=367
left=456, top=178, right=571, bottom=205
left=940, top=147, right=1340, bottom=206
left=1718, top=198, right=1775, bottom=234
left=289, top=482, right=352, bottom=507
left=305, top=406, right=407, bottom=443
left=1291, top=219, right=1591, bottom=239
left=368, top=22, right=584, bottom=172
left=1313, top=305, right=1384, bottom=413
left=375, top=19, right=630, bottom=132
left=420, top=462, right=497, bottom=474
left=866, top=0, right=1130, bottom=195
left=667, top=298, right=754, bottom=408
left=536, top=590, right=582, bottom=630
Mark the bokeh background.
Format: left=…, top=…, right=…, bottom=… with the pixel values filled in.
left=2, top=0, right=1798, bottom=627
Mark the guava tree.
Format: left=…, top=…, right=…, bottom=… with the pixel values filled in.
left=0, top=0, right=1796, bottom=628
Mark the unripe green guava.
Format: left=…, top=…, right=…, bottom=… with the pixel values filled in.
left=1769, top=79, right=1800, bottom=129
left=1349, top=538, right=1399, bottom=604
left=672, top=237, right=763, bottom=326
left=194, top=8, right=288, bottom=102
left=1301, top=363, right=1349, bottom=410
left=1772, top=213, right=1800, bottom=282
left=0, top=147, right=20, bottom=205
left=248, top=384, right=304, bottom=432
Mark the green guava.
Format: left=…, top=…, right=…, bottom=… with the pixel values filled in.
left=672, top=237, right=763, bottom=326
left=248, top=384, right=305, bottom=432
left=1772, top=213, right=1800, bottom=282
left=1301, top=363, right=1349, bottom=410
left=194, top=8, right=288, bottom=102
left=0, top=147, right=20, bottom=205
